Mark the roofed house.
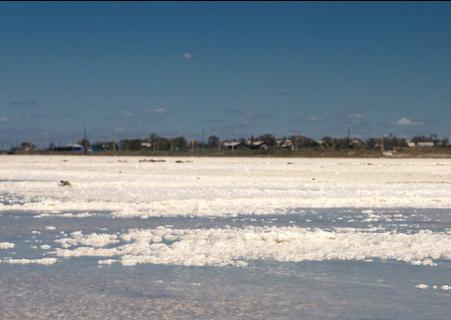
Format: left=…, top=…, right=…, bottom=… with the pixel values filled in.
left=140, top=141, right=152, bottom=149
left=350, top=138, right=364, bottom=147
left=54, top=144, right=84, bottom=152
left=278, top=139, right=293, bottom=149
left=247, top=140, right=268, bottom=150
left=91, top=141, right=118, bottom=152
left=222, top=141, right=248, bottom=150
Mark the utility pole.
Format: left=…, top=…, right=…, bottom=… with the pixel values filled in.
left=346, top=127, right=351, bottom=147
left=83, top=126, right=88, bottom=155
left=201, top=131, right=205, bottom=151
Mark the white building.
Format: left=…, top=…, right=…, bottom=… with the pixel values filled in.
left=416, top=142, right=435, bottom=148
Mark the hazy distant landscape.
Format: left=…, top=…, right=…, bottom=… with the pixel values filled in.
left=6, top=133, right=451, bottom=158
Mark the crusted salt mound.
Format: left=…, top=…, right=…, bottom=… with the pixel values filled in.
left=52, top=226, right=451, bottom=267
left=55, top=231, right=119, bottom=248
left=0, top=242, right=15, bottom=249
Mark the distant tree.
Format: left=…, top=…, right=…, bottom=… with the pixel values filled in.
left=78, top=138, right=90, bottom=149
left=366, top=138, right=379, bottom=149
left=188, top=140, right=198, bottom=151
left=150, top=132, right=160, bottom=150
left=20, top=141, right=36, bottom=152
left=170, top=136, right=187, bottom=150
left=320, top=136, right=335, bottom=148
left=411, top=135, right=433, bottom=143
left=364, top=136, right=408, bottom=150
left=157, top=138, right=171, bottom=151
left=207, top=135, right=220, bottom=148
left=330, top=138, right=349, bottom=149
left=121, top=139, right=142, bottom=151
left=383, top=136, right=408, bottom=149
left=258, top=134, right=277, bottom=148
left=291, top=135, right=319, bottom=148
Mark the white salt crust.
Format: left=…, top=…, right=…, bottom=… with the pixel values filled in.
left=0, top=242, right=15, bottom=250
left=0, top=258, right=57, bottom=265
left=1, top=156, right=451, bottom=218
left=51, top=227, right=451, bottom=267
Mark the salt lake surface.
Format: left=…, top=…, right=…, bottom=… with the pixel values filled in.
left=0, top=156, right=450, bottom=319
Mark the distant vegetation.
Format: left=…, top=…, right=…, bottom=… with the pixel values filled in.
left=5, top=133, right=451, bottom=158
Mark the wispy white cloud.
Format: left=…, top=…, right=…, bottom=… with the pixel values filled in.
left=397, top=117, right=421, bottom=126
left=304, top=115, right=320, bottom=121
left=347, top=112, right=364, bottom=119
left=10, top=99, right=38, bottom=106
left=0, top=117, right=9, bottom=123
left=181, top=52, right=193, bottom=60
left=146, top=107, right=169, bottom=114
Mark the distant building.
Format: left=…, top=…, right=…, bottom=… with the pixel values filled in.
left=278, top=139, right=293, bottom=149
left=350, top=138, right=364, bottom=146
left=91, top=141, right=118, bottom=152
left=53, top=144, right=85, bottom=152
left=20, top=141, right=36, bottom=152
left=247, top=140, right=268, bottom=150
left=140, top=141, right=152, bottom=149
left=416, top=142, right=435, bottom=148
left=222, top=141, right=248, bottom=150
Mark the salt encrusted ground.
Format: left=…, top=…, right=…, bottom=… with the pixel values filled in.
left=0, top=156, right=450, bottom=319
left=1, top=156, right=451, bottom=217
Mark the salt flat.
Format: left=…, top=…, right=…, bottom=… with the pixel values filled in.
left=1, top=156, right=450, bottom=318
left=1, top=155, right=451, bottom=217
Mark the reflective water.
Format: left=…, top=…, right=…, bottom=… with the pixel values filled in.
left=0, top=209, right=450, bottom=319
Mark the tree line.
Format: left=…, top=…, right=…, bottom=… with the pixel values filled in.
left=6, top=133, right=450, bottom=154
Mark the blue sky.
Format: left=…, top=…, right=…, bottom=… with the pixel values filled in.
left=1, top=2, right=451, bottom=146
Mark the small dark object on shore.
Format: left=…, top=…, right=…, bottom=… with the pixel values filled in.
left=139, top=159, right=166, bottom=163
left=312, top=178, right=316, bottom=181
left=58, top=180, right=71, bottom=187
left=175, top=160, right=184, bottom=163
left=287, top=162, right=293, bottom=165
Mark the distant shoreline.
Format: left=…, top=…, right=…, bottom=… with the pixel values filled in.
left=4, top=148, right=451, bottom=159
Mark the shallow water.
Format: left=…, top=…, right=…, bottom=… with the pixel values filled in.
left=1, top=209, right=450, bottom=319
left=1, top=260, right=450, bottom=319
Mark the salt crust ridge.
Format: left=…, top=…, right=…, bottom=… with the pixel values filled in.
left=52, top=227, right=451, bottom=267
left=0, top=258, right=57, bottom=265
